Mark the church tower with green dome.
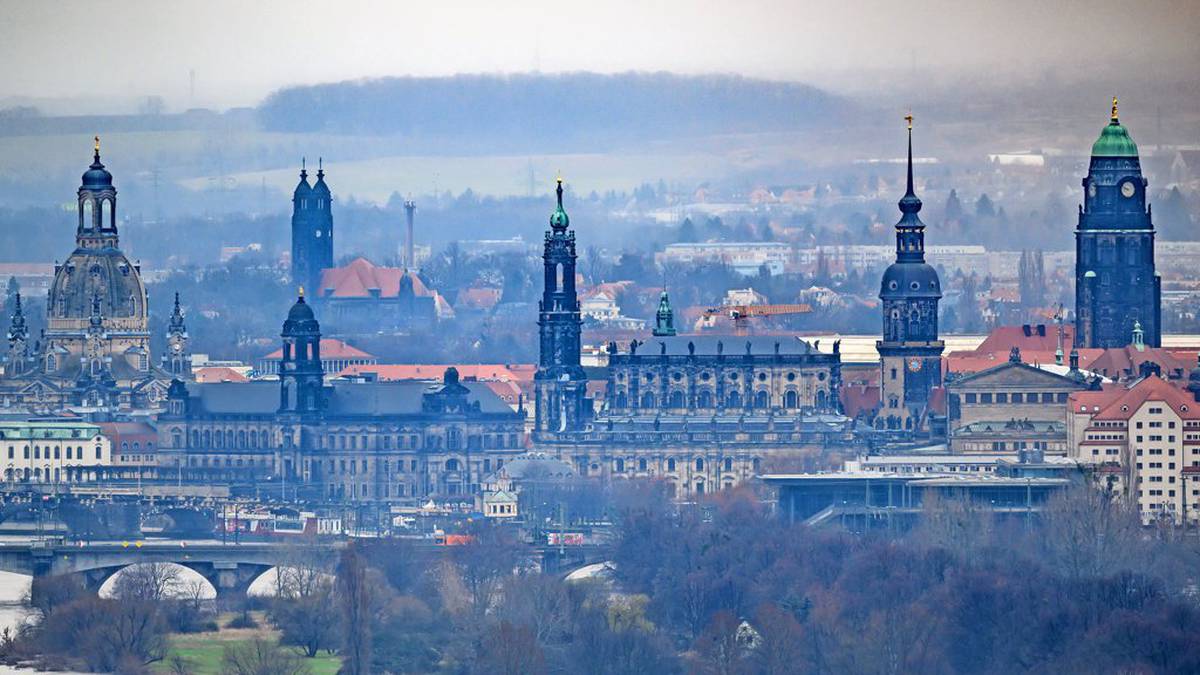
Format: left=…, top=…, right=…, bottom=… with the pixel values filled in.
left=1075, top=98, right=1160, bottom=349
left=534, top=178, right=591, bottom=438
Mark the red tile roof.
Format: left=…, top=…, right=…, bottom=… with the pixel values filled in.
left=336, top=363, right=536, bottom=384
left=1092, top=375, right=1200, bottom=421
left=973, top=324, right=1076, bottom=355
left=316, top=257, right=433, bottom=299
left=1088, top=346, right=1196, bottom=380
left=262, top=338, right=374, bottom=361
left=839, top=383, right=880, bottom=418
left=456, top=287, right=502, bottom=311
left=194, top=366, right=250, bottom=383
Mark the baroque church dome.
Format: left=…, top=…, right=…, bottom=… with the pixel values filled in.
left=48, top=142, right=147, bottom=327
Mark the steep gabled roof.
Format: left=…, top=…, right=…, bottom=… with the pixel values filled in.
left=316, top=257, right=433, bottom=299
left=1092, top=375, right=1200, bottom=421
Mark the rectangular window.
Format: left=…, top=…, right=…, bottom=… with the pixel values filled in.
left=996, top=393, right=1008, bottom=403
left=965, top=393, right=977, bottom=403
left=980, top=393, right=993, bottom=404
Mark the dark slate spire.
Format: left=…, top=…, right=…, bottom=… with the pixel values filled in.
left=294, top=158, right=311, bottom=194
left=313, top=157, right=330, bottom=196
left=894, top=114, right=926, bottom=263
left=7, top=293, right=26, bottom=341
left=652, top=291, right=677, bottom=337
left=169, top=292, right=186, bottom=332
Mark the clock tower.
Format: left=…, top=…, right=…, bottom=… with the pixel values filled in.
left=291, top=159, right=334, bottom=294
left=1075, top=98, right=1160, bottom=349
left=877, top=116, right=943, bottom=431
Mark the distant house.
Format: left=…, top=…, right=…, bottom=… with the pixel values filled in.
left=482, top=489, right=519, bottom=519
left=256, top=338, right=376, bottom=376
left=315, top=257, right=443, bottom=330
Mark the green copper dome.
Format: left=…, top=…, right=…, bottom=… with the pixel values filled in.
left=1092, top=119, right=1139, bottom=157
left=549, top=178, right=569, bottom=231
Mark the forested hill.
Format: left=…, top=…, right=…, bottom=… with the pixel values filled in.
left=257, top=72, right=851, bottom=149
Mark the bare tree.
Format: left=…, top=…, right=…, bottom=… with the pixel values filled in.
left=111, top=562, right=183, bottom=602
left=221, top=638, right=310, bottom=675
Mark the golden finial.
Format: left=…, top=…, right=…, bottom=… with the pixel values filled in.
left=298, top=285, right=305, bottom=299
left=556, top=169, right=563, bottom=185
left=93, top=135, right=100, bottom=153
left=1111, top=95, right=1118, bottom=121
left=905, top=113, right=913, bottom=130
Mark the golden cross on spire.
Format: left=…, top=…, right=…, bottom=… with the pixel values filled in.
left=94, top=135, right=100, bottom=153
left=1111, top=95, right=1119, bottom=121
left=905, top=113, right=913, bottom=130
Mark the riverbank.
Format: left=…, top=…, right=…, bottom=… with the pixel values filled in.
left=153, top=612, right=341, bottom=675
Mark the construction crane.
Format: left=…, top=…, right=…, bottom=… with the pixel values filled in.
left=701, top=303, right=813, bottom=335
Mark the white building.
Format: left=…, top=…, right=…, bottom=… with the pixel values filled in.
left=0, top=421, right=111, bottom=483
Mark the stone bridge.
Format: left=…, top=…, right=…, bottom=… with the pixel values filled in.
left=0, top=539, right=612, bottom=601
left=0, top=541, right=342, bottom=601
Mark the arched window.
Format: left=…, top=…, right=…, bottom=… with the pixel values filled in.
left=816, top=390, right=827, bottom=409
left=261, top=431, right=270, bottom=448
left=615, top=392, right=628, bottom=408
left=447, top=427, right=461, bottom=450
left=695, top=458, right=704, bottom=471
left=45, top=354, right=56, bottom=372
left=192, top=430, right=200, bottom=447
left=754, top=390, right=768, bottom=408
left=640, top=392, right=655, bottom=409
left=171, top=429, right=182, bottom=447
left=445, top=458, right=460, bottom=472
left=698, top=391, right=713, bottom=408
left=81, top=199, right=93, bottom=231
left=785, top=390, right=798, bottom=408
left=669, top=391, right=684, bottom=408
left=726, top=391, right=741, bottom=408
left=723, top=457, right=732, bottom=472
left=203, top=430, right=211, bottom=447
left=638, top=458, right=647, bottom=471
left=237, top=430, right=246, bottom=448
left=100, top=198, right=112, bottom=228
left=667, top=458, right=677, bottom=472
left=615, top=458, right=625, bottom=472
left=555, top=263, right=564, bottom=292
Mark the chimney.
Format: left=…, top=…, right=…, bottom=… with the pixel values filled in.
left=403, top=200, right=416, bottom=269
left=1037, top=324, right=1046, bottom=337
left=1022, top=325, right=1032, bottom=337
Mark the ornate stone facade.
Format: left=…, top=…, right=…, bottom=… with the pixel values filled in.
left=0, top=141, right=182, bottom=413
left=531, top=185, right=852, bottom=497
left=157, top=295, right=525, bottom=503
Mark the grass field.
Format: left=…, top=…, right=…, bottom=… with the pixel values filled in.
left=152, top=612, right=341, bottom=675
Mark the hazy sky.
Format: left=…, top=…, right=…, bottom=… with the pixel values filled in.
left=3, top=0, right=1198, bottom=109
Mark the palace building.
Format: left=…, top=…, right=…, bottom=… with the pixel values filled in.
left=157, top=293, right=525, bottom=503
left=532, top=180, right=851, bottom=497
left=1075, top=98, right=1161, bottom=349
left=0, top=140, right=185, bottom=413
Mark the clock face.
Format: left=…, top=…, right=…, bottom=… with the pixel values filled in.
left=907, top=357, right=922, bottom=373
left=1121, top=181, right=1136, bottom=198
left=314, top=229, right=322, bottom=237
left=1088, top=183, right=1097, bottom=198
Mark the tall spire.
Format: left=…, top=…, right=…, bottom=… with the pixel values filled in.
left=898, top=113, right=921, bottom=215
left=317, top=157, right=324, bottom=180
left=8, top=293, right=26, bottom=340
left=653, top=291, right=677, bottom=337
left=169, top=292, right=186, bottom=332
left=300, top=157, right=308, bottom=182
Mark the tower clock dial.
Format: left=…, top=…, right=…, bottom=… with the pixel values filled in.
left=1120, top=181, right=1135, bottom=198
left=907, top=357, right=922, bottom=372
